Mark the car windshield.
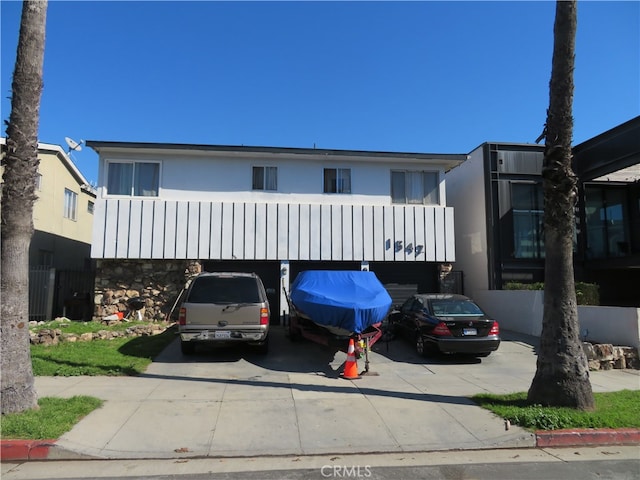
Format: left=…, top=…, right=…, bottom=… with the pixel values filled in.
left=187, top=277, right=261, bottom=304
left=430, top=299, right=484, bottom=316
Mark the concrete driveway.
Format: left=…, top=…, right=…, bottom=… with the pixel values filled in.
left=31, top=327, right=639, bottom=459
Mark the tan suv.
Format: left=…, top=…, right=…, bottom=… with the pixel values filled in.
left=178, top=272, right=270, bottom=355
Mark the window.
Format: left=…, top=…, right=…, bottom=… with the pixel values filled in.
left=252, top=166, right=277, bottom=191
left=512, top=183, right=544, bottom=258
left=88, top=200, right=94, bottom=214
left=64, top=188, right=77, bottom=220
left=585, top=186, right=629, bottom=258
left=324, top=168, right=351, bottom=194
left=107, top=161, right=159, bottom=196
left=35, top=172, right=42, bottom=191
left=391, top=171, right=439, bottom=204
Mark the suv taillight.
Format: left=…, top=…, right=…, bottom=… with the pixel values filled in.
left=489, top=321, right=500, bottom=335
left=260, top=307, right=269, bottom=325
left=432, top=322, right=452, bottom=336
left=178, top=307, right=186, bottom=325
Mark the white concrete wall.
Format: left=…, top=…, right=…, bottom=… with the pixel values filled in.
left=445, top=145, right=489, bottom=297
left=98, top=152, right=451, bottom=206
left=472, top=290, right=640, bottom=349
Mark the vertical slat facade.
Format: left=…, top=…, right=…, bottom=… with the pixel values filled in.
left=94, top=199, right=455, bottom=262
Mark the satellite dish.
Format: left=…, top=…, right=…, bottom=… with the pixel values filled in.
left=65, top=136, right=83, bottom=152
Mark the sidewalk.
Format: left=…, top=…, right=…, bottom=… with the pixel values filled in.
left=2, top=328, right=639, bottom=461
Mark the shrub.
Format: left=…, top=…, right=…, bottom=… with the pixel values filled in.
left=503, top=281, right=599, bottom=305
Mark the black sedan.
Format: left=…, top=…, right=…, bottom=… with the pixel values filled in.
left=388, top=294, right=500, bottom=357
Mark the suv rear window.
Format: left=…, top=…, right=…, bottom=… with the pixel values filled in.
left=187, top=276, right=261, bottom=304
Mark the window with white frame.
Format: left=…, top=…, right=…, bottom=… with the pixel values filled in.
left=252, top=166, right=277, bottom=191
left=88, top=200, right=94, bottom=214
left=64, top=188, right=78, bottom=220
left=106, top=161, right=159, bottom=196
left=324, top=168, right=351, bottom=194
left=391, top=171, right=439, bottom=205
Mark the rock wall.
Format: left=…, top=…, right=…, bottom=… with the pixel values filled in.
left=583, top=342, right=640, bottom=370
left=93, top=259, right=202, bottom=322
left=30, top=323, right=171, bottom=345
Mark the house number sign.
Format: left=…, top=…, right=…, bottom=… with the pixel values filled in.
left=385, top=239, right=424, bottom=256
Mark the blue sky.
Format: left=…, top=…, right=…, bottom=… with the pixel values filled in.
left=1, top=1, right=638, bottom=185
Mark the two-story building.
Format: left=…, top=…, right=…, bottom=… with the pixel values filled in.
left=86, top=141, right=467, bottom=323
left=0, top=138, right=97, bottom=320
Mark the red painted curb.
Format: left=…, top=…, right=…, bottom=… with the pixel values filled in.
left=0, top=439, right=56, bottom=461
left=536, top=428, right=640, bottom=447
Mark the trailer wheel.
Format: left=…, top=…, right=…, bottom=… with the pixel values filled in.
left=288, top=321, right=301, bottom=342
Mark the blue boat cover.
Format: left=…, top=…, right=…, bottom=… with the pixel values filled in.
left=290, top=270, right=392, bottom=334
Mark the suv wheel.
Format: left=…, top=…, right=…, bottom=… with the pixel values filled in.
left=254, top=336, right=269, bottom=354
left=181, top=340, right=196, bottom=355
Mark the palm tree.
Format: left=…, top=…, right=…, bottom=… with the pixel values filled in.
left=527, top=0, right=594, bottom=410
left=1, top=0, right=48, bottom=414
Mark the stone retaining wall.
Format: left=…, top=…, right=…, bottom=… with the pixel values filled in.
left=30, top=322, right=173, bottom=345
left=583, top=342, right=639, bottom=370
left=93, top=259, right=202, bottom=322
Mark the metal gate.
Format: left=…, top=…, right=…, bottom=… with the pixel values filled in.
left=54, top=269, right=96, bottom=320
left=439, top=270, right=464, bottom=294
left=28, top=268, right=95, bottom=321
left=29, top=267, right=55, bottom=321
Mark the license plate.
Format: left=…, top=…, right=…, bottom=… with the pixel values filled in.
left=214, top=331, right=231, bottom=339
left=463, top=328, right=477, bottom=336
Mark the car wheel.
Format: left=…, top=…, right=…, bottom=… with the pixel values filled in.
left=181, top=340, right=196, bottom=355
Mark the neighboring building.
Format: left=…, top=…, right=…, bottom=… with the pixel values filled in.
left=445, top=142, right=546, bottom=298
left=0, top=138, right=97, bottom=319
left=573, top=116, right=640, bottom=306
left=446, top=116, right=640, bottom=306
left=86, top=141, right=467, bottom=322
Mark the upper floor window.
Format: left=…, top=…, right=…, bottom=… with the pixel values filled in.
left=64, top=188, right=78, bottom=220
left=88, top=200, right=95, bottom=214
left=391, top=171, right=439, bottom=205
left=324, top=168, right=351, bottom=194
left=107, top=161, right=159, bottom=196
left=252, top=166, right=277, bottom=191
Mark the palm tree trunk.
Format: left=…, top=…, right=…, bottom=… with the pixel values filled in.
left=527, top=0, right=594, bottom=410
left=1, top=0, right=48, bottom=414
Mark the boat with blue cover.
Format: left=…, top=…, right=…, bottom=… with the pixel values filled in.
left=286, top=270, right=392, bottom=355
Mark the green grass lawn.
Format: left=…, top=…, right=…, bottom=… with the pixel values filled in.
left=1, top=396, right=103, bottom=440
left=472, top=390, right=640, bottom=431
left=30, top=323, right=178, bottom=376
left=1, top=322, right=178, bottom=440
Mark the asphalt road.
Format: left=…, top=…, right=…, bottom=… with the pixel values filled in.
left=2, top=447, right=639, bottom=480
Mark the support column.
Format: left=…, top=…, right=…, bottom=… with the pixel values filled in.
left=279, top=260, right=290, bottom=326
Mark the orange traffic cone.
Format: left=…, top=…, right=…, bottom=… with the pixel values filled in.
left=341, top=338, right=361, bottom=380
